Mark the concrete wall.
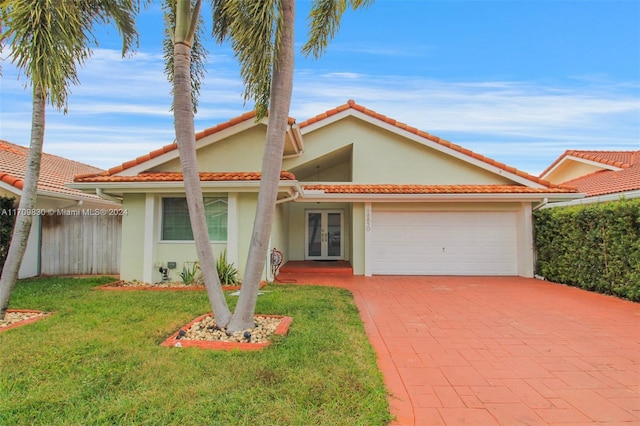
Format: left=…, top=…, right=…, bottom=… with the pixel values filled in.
left=120, top=189, right=286, bottom=283
left=120, top=194, right=146, bottom=281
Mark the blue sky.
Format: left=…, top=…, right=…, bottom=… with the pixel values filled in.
left=1, top=0, right=638, bottom=175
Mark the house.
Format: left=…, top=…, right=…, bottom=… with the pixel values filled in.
left=71, top=100, right=580, bottom=283
left=540, top=150, right=640, bottom=207
left=0, top=140, right=121, bottom=278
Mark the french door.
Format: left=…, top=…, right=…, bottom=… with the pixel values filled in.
left=305, top=210, right=343, bottom=260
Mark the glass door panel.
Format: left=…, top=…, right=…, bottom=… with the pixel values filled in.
left=305, top=210, right=343, bottom=259
left=327, top=213, right=342, bottom=257
left=307, top=212, right=322, bottom=257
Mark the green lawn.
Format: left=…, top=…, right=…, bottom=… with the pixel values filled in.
left=0, top=277, right=391, bottom=425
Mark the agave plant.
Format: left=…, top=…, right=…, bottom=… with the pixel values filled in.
left=179, top=261, right=201, bottom=285
left=216, top=250, right=239, bottom=286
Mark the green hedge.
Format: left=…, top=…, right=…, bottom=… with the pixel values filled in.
left=534, top=199, right=640, bottom=301
left=0, top=196, right=17, bottom=273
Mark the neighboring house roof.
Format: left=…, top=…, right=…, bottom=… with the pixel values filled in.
left=0, top=140, right=108, bottom=202
left=541, top=150, right=639, bottom=197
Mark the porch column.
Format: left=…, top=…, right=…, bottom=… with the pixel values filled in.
left=364, top=202, right=373, bottom=277
left=227, top=193, right=239, bottom=266
left=142, top=194, right=155, bottom=283
left=516, top=202, right=535, bottom=278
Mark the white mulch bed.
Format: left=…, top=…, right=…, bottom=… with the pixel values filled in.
left=0, top=311, right=46, bottom=329
left=178, top=315, right=282, bottom=344
left=114, top=280, right=203, bottom=288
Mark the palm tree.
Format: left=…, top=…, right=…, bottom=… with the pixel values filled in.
left=0, top=0, right=140, bottom=321
left=218, top=0, right=373, bottom=333
left=163, top=0, right=372, bottom=332
left=164, top=0, right=232, bottom=326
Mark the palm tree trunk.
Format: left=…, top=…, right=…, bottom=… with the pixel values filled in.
left=0, top=86, right=46, bottom=320
left=227, top=0, right=296, bottom=333
left=173, top=41, right=231, bottom=327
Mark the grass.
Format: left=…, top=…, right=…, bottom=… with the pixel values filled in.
left=0, top=277, right=391, bottom=425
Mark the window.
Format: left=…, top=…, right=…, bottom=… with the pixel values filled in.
left=162, top=197, right=227, bottom=241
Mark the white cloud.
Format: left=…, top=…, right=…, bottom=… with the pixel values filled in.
left=1, top=48, right=638, bottom=174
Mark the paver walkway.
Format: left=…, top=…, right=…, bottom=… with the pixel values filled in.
left=276, top=273, right=640, bottom=425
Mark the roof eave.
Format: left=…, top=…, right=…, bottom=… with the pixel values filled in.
left=68, top=180, right=300, bottom=196
left=541, top=155, right=624, bottom=181
left=542, top=189, right=640, bottom=208
left=0, top=180, right=20, bottom=196
left=37, top=189, right=120, bottom=206
left=296, top=191, right=583, bottom=203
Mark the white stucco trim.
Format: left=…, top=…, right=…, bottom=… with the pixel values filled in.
left=0, top=181, right=20, bottom=196
left=296, top=190, right=581, bottom=204
left=69, top=180, right=300, bottom=195
left=516, top=202, right=534, bottom=278
left=541, top=190, right=640, bottom=208
left=227, top=193, right=239, bottom=267
left=364, top=202, right=373, bottom=277
left=2, top=180, right=116, bottom=206
left=142, top=194, right=155, bottom=283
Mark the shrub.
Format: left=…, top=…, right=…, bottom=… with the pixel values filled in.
left=534, top=199, right=640, bottom=301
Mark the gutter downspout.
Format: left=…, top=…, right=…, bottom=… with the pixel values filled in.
left=275, top=191, right=300, bottom=204
left=275, top=182, right=302, bottom=205
left=96, top=188, right=123, bottom=204
left=532, top=197, right=549, bottom=211
left=283, top=152, right=304, bottom=159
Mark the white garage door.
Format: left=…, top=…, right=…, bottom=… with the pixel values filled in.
left=371, top=211, right=518, bottom=275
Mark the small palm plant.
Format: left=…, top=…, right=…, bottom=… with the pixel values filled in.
left=216, top=250, right=240, bottom=286
left=179, top=261, right=200, bottom=285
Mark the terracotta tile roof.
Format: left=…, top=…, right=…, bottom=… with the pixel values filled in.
left=0, top=140, right=105, bottom=200
left=554, top=150, right=640, bottom=197
left=98, top=111, right=296, bottom=178
left=540, top=150, right=634, bottom=177
left=302, top=184, right=575, bottom=194
left=74, top=171, right=296, bottom=183
left=298, top=99, right=566, bottom=190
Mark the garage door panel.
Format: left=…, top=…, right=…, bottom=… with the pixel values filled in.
left=371, top=211, right=517, bottom=275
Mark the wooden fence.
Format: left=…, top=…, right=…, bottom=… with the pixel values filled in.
left=40, top=213, right=121, bottom=275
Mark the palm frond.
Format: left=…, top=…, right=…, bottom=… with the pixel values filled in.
left=0, top=0, right=141, bottom=111
left=302, top=0, right=373, bottom=59
left=213, top=0, right=279, bottom=119
left=162, top=0, right=208, bottom=113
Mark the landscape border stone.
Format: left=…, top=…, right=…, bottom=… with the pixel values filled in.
left=94, top=280, right=266, bottom=292
left=0, top=310, right=53, bottom=333
left=160, top=314, right=293, bottom=351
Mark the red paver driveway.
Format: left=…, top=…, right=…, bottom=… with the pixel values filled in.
left=277, top=274, right=640, bottom=425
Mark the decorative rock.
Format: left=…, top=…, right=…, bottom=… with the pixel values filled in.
left=180, top=315, right=282, bottom=344
left=0, top=311, right=46, bottom=328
